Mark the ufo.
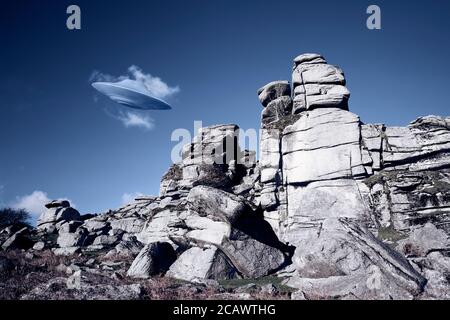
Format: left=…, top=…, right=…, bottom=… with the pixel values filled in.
left=91, top=79, right=171, bottom=110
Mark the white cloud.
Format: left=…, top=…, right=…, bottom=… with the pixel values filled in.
left=12, top=191, right=50, bottom=217
left=11, top=191, right=74, bottom=217
left=89, top=70, right=126, bottom=83
left=121, top=192, right=145, bottom=205
left=127, top=65, right=180, bottom=100
left=117, top=111, right=154, bottom=130
left=90, top=65, right=179, bottom=100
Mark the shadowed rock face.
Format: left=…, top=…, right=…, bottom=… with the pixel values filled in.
left=127, top=242, right=177, bottom=278
left=2, top=53, right=449, bottom=300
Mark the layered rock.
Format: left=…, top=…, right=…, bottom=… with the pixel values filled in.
left=164, top=185, right=289, bottom=281
left=254, top=53, right=448, bottom=299
left=37, top=200, right=80, bottom=233
left=258, top=81, right=293, bottom=127
left=292, top=53, right=349, bottom=113
left=180, top=124, right=240, bottom=188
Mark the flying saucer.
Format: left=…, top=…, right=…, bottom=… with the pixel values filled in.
left=91, top=79, right=171, bottom=110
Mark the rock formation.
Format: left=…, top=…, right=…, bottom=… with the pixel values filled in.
left=1, top=53, right=449, bottom=300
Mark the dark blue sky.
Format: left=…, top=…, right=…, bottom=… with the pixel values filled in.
left=1, top=0, right=450, bottom=221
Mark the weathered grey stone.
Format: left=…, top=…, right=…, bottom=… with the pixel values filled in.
left=83, top=219, right=110, bottom=233
left=57, top=229, right=88, bottom=248
left=282, top=108, right=367, bottom=184
left=293, top=53, right=326, bottom=66
left=137, top=209, right=186, bottom=245
left=397, top=223, right=449, bottom=257
left=221, top=235, right=286, bottom=278
left=187, top=186, right=248, bottom=224
left=285, top=218, right=426, bottom=298
left=185, top=215, right=231, bottom=246
left=92, top=235, right=119, bottom=247
left=109, top=217, right=145, bottom=234
left=261, top=96, right=293, bottom=125
left=1, top=227, right=32, bottom=250
left=53, top=247, right=80, bottom=256
left=32, top=241, right=46, bottom=251
left=257, top=81, right=291, bottom=107
left=167, top=246, right=238, bottom=281
left=293, top=63, right=345, bottom=86
left=127, top=242, right=177, bottom=278
left=45, top=200, right=70, bottom=209
left=113, top=236, right=143, bottom=258
left=37, top=204, right=80, bottom=232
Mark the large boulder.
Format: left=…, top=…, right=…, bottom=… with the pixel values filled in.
left=292, top=53, right=348, bottom=113
left=397, top=223, right=449, bottom=257
left=183, top=212, right=288, bottom=279
left=137, top=209, right=187, bottom=246
left=57, top=228, right=89, bottom=248
left=1, top=227, right=33, bottom=250
left=257, top=80, right=291, bottom=107
left=166, top=246, right=238, bottom=281
left=181, top=124, right=240, bottom=187
left=37, top=200, right=80, bottom=232
left=285, top=218, right=427, bottom=299
left=127, top=242, right=177, bottom=278
left=187, top=186, right=248, bottom=224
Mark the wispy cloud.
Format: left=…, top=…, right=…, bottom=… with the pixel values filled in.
left=11, top=190, right=74, bottom=218
left=128, top=65, right=180, bottom=100
left=89, top=65, right=179, bottom=100
left=103, top=107, right=155, bottom=130
left=117, top=111, right=154, bottom=130
left=121, top=192, right=145, bottom=205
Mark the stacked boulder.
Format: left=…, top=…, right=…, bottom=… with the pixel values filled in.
left=134, top=124, right=290, bottom=281
left=166, top=185, right=289, bottom=281
left=292, top=53, right=349, bottom=113
left=37, top=200, right=80, bottom=233
left=180, top=124, right=240, bottom=188
left=257, top=81, right=292, bottom=232
left=258, top=81, right=293, bottom=127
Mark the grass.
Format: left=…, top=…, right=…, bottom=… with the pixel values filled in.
left=161, top=163, right=182, bottom=182
left=376, top=226, right=407, bottom=246
left=263, top=113, right=301, bottom=131
left=422, top=179, right=450, bottom=195
left=363, top=171, right=399, bottom=189
left=218, top=276, right=296, bottom=293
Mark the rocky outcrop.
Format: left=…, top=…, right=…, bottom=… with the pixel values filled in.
left=37, top=200, right=80, bottom=233
left=2, top=52, right=449, bottom=300
left=254, top=53, right=449, bottom=299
